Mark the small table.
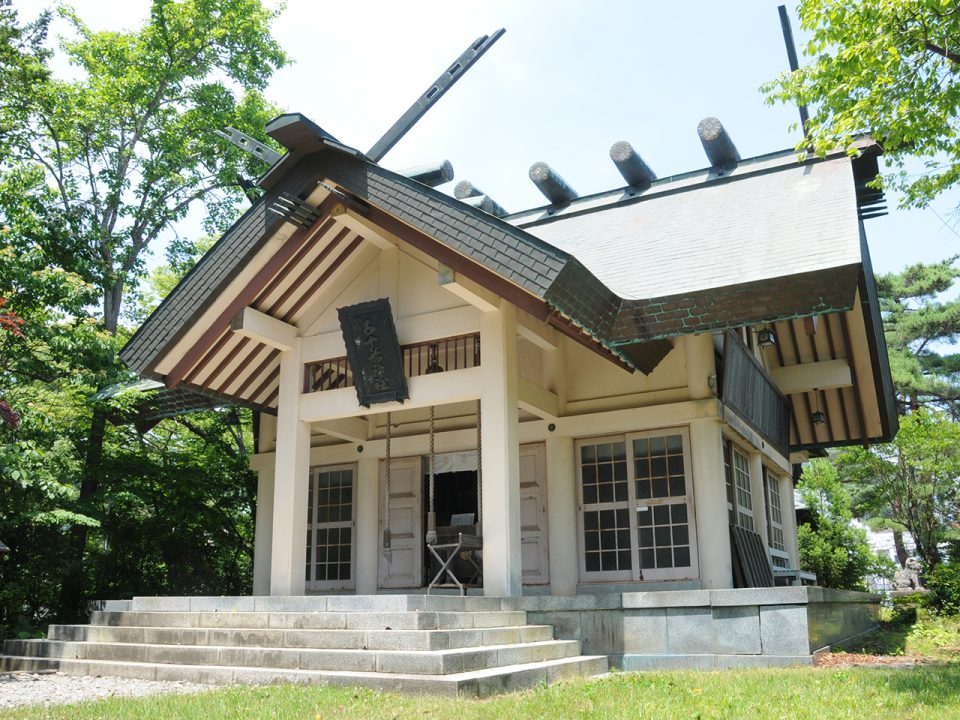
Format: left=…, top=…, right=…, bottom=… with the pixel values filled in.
left=426, top=533, right=482, bottom=595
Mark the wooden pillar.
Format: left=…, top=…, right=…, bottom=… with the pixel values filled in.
left=355, top=457, right=380, bottom=594
left=689, top=417, right=733, bottom=589
left=270, top=337, right=311, bottom=596
left=546, top=434, right=577, bottom=595
left=480, top=302, right=522, bottom=597
left=252, top=466, right=275, bottom=596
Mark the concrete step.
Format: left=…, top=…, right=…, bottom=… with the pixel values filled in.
left=4, top=638, right=581, bottom=675
left=128, top=595, right=510, bottom=614
left=89, top=610, right=529, bottom=631
left=48, top=622, right=554, bottom=650
left=0, top=653, right=608, bottom=698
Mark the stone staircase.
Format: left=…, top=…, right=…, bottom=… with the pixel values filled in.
left=0, top=595, right=607, bottom=697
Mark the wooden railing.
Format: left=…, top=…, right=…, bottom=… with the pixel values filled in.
left=304, top=332, right=481, bottom=394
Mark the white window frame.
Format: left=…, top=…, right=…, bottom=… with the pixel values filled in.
left=575, top=435, right=633, bottom=582
left=728, top=443, right=754, bottom=531
left=628, top=428, right=699, bottom=582
left=305, top=463, right=357, bottom=592
left=764, top=467, right=790, bottom=569
left=576, top=428, right=699, bottom=583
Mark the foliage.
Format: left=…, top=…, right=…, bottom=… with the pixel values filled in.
left=838, top=409, right=960, bottom=570
left=0, top=0, right=289, bottom=625
left=763, top=0, right=960, bottom=208
left=797, top=459, right=891, bottom=591
left=876, top=258, right=960, bottom=414
left=926, top=562, right=960, bottom=615
left=3, top=0, right=287, bottom=332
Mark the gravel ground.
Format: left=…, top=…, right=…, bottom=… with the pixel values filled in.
left=0, top=671, right=210, bottom=709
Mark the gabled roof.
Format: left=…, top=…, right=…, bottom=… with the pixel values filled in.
left=119, top=114, right=897, bottom=449
left=518, top=150, right=861, bottom=300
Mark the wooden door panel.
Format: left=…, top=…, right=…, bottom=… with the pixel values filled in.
left=378, top=456, right=423, bottom=588
left=519, top=443, right=549, bottom=585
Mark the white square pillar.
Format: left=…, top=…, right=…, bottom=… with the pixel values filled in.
left=546, top=434, right=577, bottom=595
left=270, top=337, right=311, bottom=596
left=354, top=456, right=380, bottom=594
left=783, top=474, right=801, bottom=569
left=252, top=466, right=275, bottom=596
left=749, top=452, right=770, bottom=551
left=689, top=417, right=733, bottom=589
left=479, top=302, right=522, bottom=597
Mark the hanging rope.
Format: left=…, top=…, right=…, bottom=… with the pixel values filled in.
left=426, top=405, right=437, bottom=544
left=383, top=411, right=392, bottom=562
left=476, top=399, right=482, bottom=529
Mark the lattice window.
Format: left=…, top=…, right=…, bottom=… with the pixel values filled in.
left=579, top=441, right=631, bottom=576
left=633, top=434, right=693, bottom=572
left=578, top=430, right=698, bottom=582
left=730, top=446, right=754, bottom=531
left=305, top=465, right=355, bottom=589
left=764, top=467, right=789, bottom=568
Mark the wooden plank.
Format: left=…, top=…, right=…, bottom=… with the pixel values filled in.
left=729, top=524, right=774, bottom=588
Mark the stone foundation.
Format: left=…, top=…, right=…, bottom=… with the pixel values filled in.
left=517, top=587, right=880, bottom=669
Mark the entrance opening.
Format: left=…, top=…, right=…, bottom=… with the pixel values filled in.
left=423, top=469, right=479, bottom=584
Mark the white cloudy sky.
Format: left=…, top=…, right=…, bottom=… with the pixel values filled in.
left=10, top=0, right=960, bottom=276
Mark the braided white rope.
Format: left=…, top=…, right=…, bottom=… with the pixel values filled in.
left=476, top=399, right=482, bottom=528
left=426, top=405, right=437, bottom=544
left=383, top=412, right=392, bottom=561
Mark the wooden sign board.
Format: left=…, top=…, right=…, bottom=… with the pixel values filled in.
left=338, top=298, right=408, bottom=407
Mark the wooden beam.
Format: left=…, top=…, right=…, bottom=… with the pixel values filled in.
left=518, top=377, right=559, bottom=420
left=438, top=272, right=498, bottom=312
left=438, top=263, right=498, bottom=312
left=315, top=417, right=369, bottom=443
left=769, top=359, right=852, bottom=395
left=164, top=199, right=338, bottom=388
left=517, top=311, right=558, bottom=351
left=231, top=306, right=298, bottom=351
left=299, top=366, right=483, bottom=423
left=331, top=203, right=394, bottom=249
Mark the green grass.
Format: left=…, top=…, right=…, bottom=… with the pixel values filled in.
left=4, top=664, right=960, bottom=720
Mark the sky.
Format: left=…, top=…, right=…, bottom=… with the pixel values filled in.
left=11, top=0, right=960, bottom=277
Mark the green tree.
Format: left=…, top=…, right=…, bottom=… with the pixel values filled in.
left=797, top=459, right=890, bottom=591
left=0, top=209, right=257, bottom=636
left=763, top=0, right=960, bottom=208
left=838, top=409, right=960, bottom=570
left=877, top=257, right=960, bottom=414
left=4, top=0, right=287, bottom=332
left=0, top=0, right=288, bottom=619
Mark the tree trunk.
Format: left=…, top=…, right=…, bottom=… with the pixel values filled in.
left=57, top=407, right=107, bottom=621
left=892, top=529, right=909, bottom=567
left=102, top=281, right=123, bottom=335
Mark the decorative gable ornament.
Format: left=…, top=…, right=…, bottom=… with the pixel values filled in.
left=338, top=298, right=408, bottom=407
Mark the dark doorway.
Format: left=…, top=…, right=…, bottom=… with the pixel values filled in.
left=423, top=470, right=479, bottom=584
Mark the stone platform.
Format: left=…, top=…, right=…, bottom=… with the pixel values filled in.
left=0, top=588, right=880, bottom=693
left=0, top=595, right=606, bottom=697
